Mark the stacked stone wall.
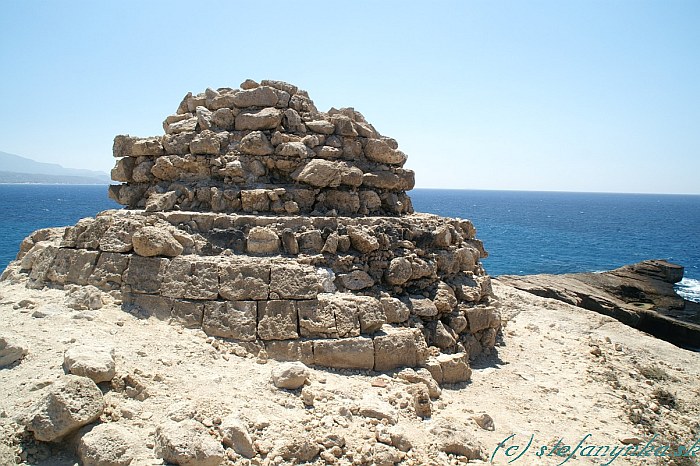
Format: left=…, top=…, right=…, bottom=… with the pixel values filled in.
left=109, top=79, right=414, bottom=216
left=2, top=79, right=501, bottom=384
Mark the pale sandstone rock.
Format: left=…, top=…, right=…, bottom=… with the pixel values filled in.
left=64, top=344, right=116, bottom=383
left=271, top=435, right=320, bottom=463
left=431, top=321, right=456, bottom=349
left=347, top=226, right=379, bottom=253
left=232, top=86, right=278, bottom=108
left=434, top=281, right=458, bottom=312
left=271, top=361, right=310, bottom=389
left=220, top=415, right=256, bottom=458
left=435, top=352, right=471, bottom=384
left=372, top=443, right=402, bottom=466
left=380, top=297, right=410, bottom=324
left=410, top=383, right=432, bottom=418
left=145, top=191, right=177, bottom=212
left=397, top=368, right=441, bottom=399
left=190, top=130, right=220, bottom=155
left=235, top=108, right=282, bottom=131
left=430, top=419, right=483, bottom=459
left=338, top=270, right=374, bottom=291
left=473, top=412, right=495, bottom=431
left=203, top=301, right=256, bottom=341
left=257, top=300, right=298, bottom=340
left=359, top=395, right=398, bottom=424
left=0, top=334, right=28, bottom=367
left=364, top=139, right=406, bottom=165
left=246, top=227, right=280, bottom=254
left=132, top=226, right=183, bottom=257
left=408, top=297, right=438, bottom=317
left=270, top=262, right=321, bottom=299
left=376, top=425, right=412, bottom=452
left=154, top=419, right=224, bottom=466
left=276, top=141, right=314, bottom=158
left=66, top=285, right=104, bottom=310
left=211, top=107, right=234, bottom=129
left=385, top=257, right=412, bottom=285
left=219, top=260, right=270, bottom=300
left=27, top=375, right=105, bottom=442
left=373, top=326, right=428, bottom=371
left=78, top=423, right=138, bottom=466
left=313, top=337, right=374, bottom=370
left=239, top=131, right=273, bottom=155
left=306, top=119, right=335, bottom=135
left=240, top=79, right=258, bottom=90
left=161, top=257, right=219, bottom=300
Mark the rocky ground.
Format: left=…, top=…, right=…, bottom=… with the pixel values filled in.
left=1, top=279, right=698, bottom=466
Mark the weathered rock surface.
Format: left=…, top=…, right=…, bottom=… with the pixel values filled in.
left=27, top=375, right=105, bottom=442
left=0, top=334, right=28, bottom=367
left=498, top=260, right=700, bottom=350
left=63, top=344, right=116, bottom=383
left=154, top=420, right=224, bottom=466
left=430, top=419, right=483, bottom=459
left=220, top=415, right=256, bottom=458
left=78, top=423, right=138, bottom=466
left=271, top=361, right=309, bottom=389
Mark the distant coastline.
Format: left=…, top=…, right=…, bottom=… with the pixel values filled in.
left=0, top=171, right=110, bottom=185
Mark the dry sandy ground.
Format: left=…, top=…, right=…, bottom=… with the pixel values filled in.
left=0, top=279, right=698, bottom=466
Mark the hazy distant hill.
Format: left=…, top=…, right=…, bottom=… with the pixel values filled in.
left=0, top=151, right=110, bottom=184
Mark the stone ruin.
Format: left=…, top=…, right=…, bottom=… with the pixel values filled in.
left=2, top=79, right=500, bottom=384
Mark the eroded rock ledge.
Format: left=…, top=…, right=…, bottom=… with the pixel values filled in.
left=498, top=260, right=700, bottom=350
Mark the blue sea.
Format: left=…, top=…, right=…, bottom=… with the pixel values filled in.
left=0, top=185, right=698, bottom=302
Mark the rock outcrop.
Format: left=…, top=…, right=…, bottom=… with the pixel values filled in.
left=1, top=79, right=500, bottom=381
left=498, top=260, right=700, bottom=350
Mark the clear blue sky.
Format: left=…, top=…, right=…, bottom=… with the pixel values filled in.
left=1, top=1, right=698, bottom=194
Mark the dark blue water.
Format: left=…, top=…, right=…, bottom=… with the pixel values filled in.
left=0, top=185, right=119, bottom=267
left=411, top=189, right=700, bottom=302
left=0, top=185, right=698, bottom=301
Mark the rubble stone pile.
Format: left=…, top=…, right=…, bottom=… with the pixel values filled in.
left=108, top=79, right=414, bottom=217
left=3, top=79, right=500, bottom=383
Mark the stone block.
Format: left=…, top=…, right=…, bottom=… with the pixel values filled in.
left=373, top=325, right=428, bottom=372
left=123, top=293, right=173, bottom=321
left=270, top=263, right=321, bottom=299
left=264, top=340, right=314, bottom=365
left=171, top=300, right=204, bottom=329
left=297, top=299, right=336, bottom=338
left=465, top=306, right=500, bottom=333
left=161, top=257, right=219, bottom=300
left=313, top=337, right=374, bottom=370
left=257, top=300, right=298, bottom=340
left=203, top=301, right=257, bottom=341
left=46, top=249, right=99, bottom=286
left=218, top=260, right=270, bottom=300
left=435, top=353, right=471, bottom=384
left=88, top=252, right=130, bottom=291
left=123, top=256, right=170, bottom=294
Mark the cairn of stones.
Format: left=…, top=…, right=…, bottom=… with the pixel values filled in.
left=3, top=79, right=500, bottom=384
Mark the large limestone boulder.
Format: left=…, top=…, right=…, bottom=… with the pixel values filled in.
left=64, top=344, right=116, bottom=383
left=155, top=420, right=225, bottom=466
left=27, top=375, right=105, bottom=442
